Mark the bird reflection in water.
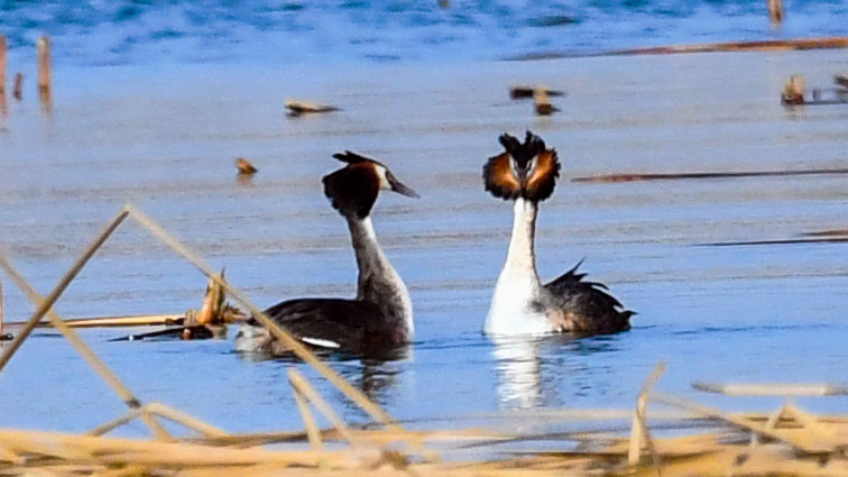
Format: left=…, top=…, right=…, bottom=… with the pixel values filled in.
left=491, top=335, right=620, bottom=409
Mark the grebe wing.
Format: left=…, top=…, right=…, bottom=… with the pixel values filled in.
left=260, top=298, right=388, bottom=351
left=543, top=261, right=633, bottom=334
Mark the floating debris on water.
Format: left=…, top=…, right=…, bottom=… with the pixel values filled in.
left=285, top=99, right=341, bottom=117
left=236, top=157, right=258, bottom=175
left=534, top=89, right=559, bottom=116
left=509, top=85, right=565, bottom=100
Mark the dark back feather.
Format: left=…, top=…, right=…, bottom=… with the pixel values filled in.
left=544, top=261, right=633, bottom=334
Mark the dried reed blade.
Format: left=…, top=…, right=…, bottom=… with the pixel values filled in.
left=0, top=209, right=170, bottom=440
left=146, top=402, right=229, bottom=438
left=292, top=381, right=324, bottom=451
left=288, top=369, right=355, bottom=445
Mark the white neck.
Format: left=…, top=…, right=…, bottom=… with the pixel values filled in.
left=347, top=216, right=414, bottom=335
left=484, top=198, right=550, bottom=335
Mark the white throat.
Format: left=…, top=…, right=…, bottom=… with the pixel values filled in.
left=348, top=216, right=414, bottom=336
left=484, top=198, right=550, bottom=335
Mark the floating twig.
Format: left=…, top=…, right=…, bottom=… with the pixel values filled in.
left=534, top=89, right=559, bottom=116
left=781, top=74, right=805, bottom=105
left=236, top=157, right=258, bottom=175
left=285, top=99, right=340, bottom=117
left=510, top=85, right=565, bottom=100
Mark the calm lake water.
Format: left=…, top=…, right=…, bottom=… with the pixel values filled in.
left=0, top=48, right=846, bottom=436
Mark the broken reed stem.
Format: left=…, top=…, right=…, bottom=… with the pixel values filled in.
left=87, top=407, right=145, bottom=437
left=291, top=378, right=324, bottom=451
left=36, top=36, right=51, bottom=94
left=122, top=204, right=402, bottom=431
left=0, top=35, right=6, bottom=95
left=628, top=363, right=666, bottom=468
left=146, top=402, right=229, bottom=439
left=0, top=209, right=172, bottom=441
left=288, top=369, right=355, bottom=445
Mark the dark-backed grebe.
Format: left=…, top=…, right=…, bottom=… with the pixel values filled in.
left=236, top=151, right=418, bottom=356
left=482, top=131, right=633, bottom=336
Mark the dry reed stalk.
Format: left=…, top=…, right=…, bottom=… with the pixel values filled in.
left=146, top=402, right=229, bottom=438
left=288, top=369, right=355, bottom=445
left=4, top=313, right=184, bottom=329
left=0, top=429, right=376, bottom=469
left=628, top=363, right=665, bottom=467
left=292, top=380, right=324, bottom=451
left=651, top=392, right=835, bottom=454
left=86, top=407, right=145, bottom=437
left=36, top=36, right=51, bottom=94
left=122, top=205, right=403, bottom=431
left=0, top=211, right=171, bottom=440
left=0, top=35, right=6, bottom=95
left=693, top=382, right=848, bottom=396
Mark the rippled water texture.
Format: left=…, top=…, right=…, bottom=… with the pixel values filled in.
left=0, top=48, right=846, bottom=434
left=0, top=0, right=846, bottom=65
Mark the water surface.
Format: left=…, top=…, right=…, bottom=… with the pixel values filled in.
left=0, top=50, right=846, bottom=436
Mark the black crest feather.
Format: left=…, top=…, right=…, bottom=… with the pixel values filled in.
left=323, top=159, right=380, bottom=219
left=483, top=130, right=560, bottom=202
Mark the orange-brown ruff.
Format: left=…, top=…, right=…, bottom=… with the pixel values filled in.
left=235, top=152, right=417, bottom=357
left=483, top=131, right=633, bottom=335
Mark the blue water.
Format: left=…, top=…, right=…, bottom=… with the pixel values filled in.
left=1, top=0, right=846, bottom=66
left=0, top=50, right=846, bottom=439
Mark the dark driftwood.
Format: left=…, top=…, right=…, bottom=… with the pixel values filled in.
left=510, top=86, right=565, bottom=100
left=572, top=168, right=848, bottom=184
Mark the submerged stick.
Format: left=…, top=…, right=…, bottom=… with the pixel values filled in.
left=0, top=209, right=171, bottom=440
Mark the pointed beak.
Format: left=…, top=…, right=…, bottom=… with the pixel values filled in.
left=386, top=172, right=420, bottom=198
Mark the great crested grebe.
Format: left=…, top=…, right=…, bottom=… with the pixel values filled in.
left=483, top=131, right=633, bottom=336
left=235, top=151, right=418, bottom=356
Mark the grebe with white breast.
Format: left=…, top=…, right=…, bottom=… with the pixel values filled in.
left=483, top=131, right=633, bottom=336
left=236, top=151, right=418, bottom=356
